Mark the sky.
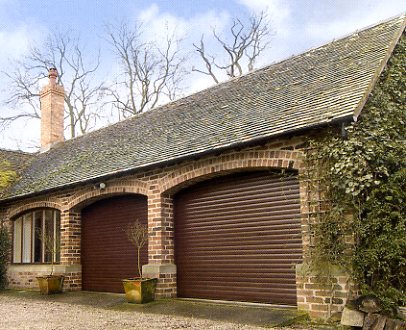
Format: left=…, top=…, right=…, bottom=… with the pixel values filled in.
left=0, top=0, right=405, bottom=151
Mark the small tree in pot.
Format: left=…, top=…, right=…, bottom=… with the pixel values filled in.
left=36, top=229, right=64, bottom=294
left=122, top=219, right=157, bottom=304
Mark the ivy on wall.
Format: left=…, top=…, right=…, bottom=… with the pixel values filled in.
left=305, top=34, right=405, bottom=314
left=0, top=160, right=16, bottom=289
left=0, top=224, right=10, bottom=290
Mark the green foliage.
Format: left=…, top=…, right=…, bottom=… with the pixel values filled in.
left=0, top=160, right=17, bottom=288
left=0, top=161, right=17, bottom=191
left=0, top=224, right=11, bottom=290
left=354, top=169, right=406, bottom=311
left=306, top=34, right=405, bottom=314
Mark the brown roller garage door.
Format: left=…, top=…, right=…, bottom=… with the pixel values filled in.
left=174, top=171, right=302, bottom=305
left=81, top=195, right=148, bottom=292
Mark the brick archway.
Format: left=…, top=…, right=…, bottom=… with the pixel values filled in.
left=8, top=201, right=62, bottom=219
left=67, top=183, right=149, bottom=211
left=144, top=149, right=305, bottom=300
left=159, top=149, right=304, bottom=195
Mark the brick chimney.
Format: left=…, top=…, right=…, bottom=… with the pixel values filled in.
left=40, top=68, right=65, bottom=152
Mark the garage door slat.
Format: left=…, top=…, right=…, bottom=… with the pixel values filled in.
left=174, top=171, right=302, bottom=305
left=81, top=195, right=148, bottom=293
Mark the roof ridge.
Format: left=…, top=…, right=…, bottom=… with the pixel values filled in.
left=181, top=12, right=406, bottom=91
left=248, top=12, right=406, bottom=74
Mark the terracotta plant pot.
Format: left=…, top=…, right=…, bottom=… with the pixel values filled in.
left=122, top=278, right=158, bottom=304
left=36, top=275, right=64, bottom=294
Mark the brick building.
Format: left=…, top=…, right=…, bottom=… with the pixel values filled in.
left=0, top=14, right=404, bottom=319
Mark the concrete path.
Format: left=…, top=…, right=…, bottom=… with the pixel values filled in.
left=0, top=290, right=322, bottom=329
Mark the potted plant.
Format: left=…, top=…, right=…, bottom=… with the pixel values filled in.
left=122, top=219, right=157, bottom=304
left=36, top=229, right=64, bottom=294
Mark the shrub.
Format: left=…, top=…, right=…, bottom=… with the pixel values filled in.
left=0, top=224, right=11, bottom=290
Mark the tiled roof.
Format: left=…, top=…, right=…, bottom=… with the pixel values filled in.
left=0, top=149, right=35, bottom=197
left=0, top=149, right=34, bottom=174
left=2, top=14, right=405, bottom=201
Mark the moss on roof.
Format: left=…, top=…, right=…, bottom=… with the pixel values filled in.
left=0, top=149, right=35, bottom=197
left=0, top=149, right=35, bottom=175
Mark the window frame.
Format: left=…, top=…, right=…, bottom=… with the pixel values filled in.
left=12, top=208, right=61, bottom=265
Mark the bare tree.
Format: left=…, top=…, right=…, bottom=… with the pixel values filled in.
left=105, top=22, right=187, bottom=118
left=1, top=31, right=105, bottom=139
left=125, top=219, right=148, bottom=278
left=192, top=11, right=273, bottom=83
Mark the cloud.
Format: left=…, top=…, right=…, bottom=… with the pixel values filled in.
left=136, top=4, right=231, bottom=44
left=0, top=26, right=30, bottom=66
left=132, top=2, right=294, bottom=91
left=237, top=0, right=405, bottom=66
left=0, top=116, right=40, bottom=151
left=237, top=0, right=291, bottom=36
left=0, top=19, right=46, bottom=71
left=0, top=22, right=46, bottom=112
left=304, top=2, right=405, bottom=42
left=0, top=0, right=46, bottom=68
left=233, top=0, right=294, bottom=66
left=0, top=12, right=45, bottom=150
left=137, top=3, right=160, bottom=22
left=237, top=0, right=290, bottom=19
left=133, top=4, right=233, bottom=86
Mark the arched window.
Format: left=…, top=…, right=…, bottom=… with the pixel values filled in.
left=12, top=209, right=60, bottom=264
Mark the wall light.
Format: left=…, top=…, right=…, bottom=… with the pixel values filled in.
left=96, top=182, right=106, bottom=190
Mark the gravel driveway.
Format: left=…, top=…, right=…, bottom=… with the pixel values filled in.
left=0, top=295, right=291, bottom=330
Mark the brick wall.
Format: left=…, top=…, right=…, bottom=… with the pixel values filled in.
left=7, top=264, right=81, bottom=291
left=3, top=132, right=350, bottom=319
left=39, top=68, right=64, bottom=151
left=296, top=267, right=352, bottom=319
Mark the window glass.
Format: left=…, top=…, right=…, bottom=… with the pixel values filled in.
left=34, top=211, right=43, bottom=263
left=22, top=214, right=32, bottom=263
left=55, top=212, right=61, bottom=263
left=12, top=209, right=60, bottom=264
left=44, top=210, right=54, bottom=263
left=13, top=217, right=22, bottom=263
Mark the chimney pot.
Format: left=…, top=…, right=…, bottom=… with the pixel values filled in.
left=48, top=67, right=58, bottom=86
